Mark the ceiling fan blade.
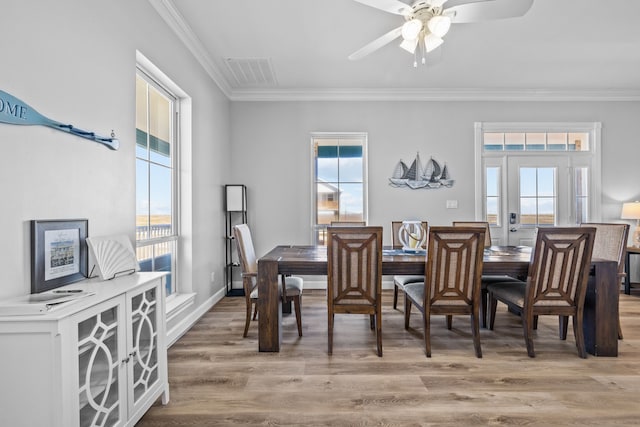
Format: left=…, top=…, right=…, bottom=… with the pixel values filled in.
left=352, top=0, right=412, bottom=16
left=445, top=0, right=533, bottom=23
left=348, top=26, right=403, bottom=60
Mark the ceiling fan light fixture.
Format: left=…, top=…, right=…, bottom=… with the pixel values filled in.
left=399, top=37, right=419, bottom=54
left=401, top=19, right=423, bottom=41
left=424, top=33, right=444, bottom=52
left=427, top=15, right=451, bottom=38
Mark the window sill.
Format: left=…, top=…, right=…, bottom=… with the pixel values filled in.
left=166, top=292, right=196, bottom=323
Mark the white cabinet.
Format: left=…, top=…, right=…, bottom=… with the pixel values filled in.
left=0, top=272, right=169, bottom=427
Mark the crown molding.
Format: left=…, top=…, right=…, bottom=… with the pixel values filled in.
left=150, top=2, right=640, bottom=103
left=227, top=88, right=640, bottom=102
left=148, top=0, right=232, bottom=98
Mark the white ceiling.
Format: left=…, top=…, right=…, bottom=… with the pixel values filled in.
left=150, top=0, right=640, bottom=101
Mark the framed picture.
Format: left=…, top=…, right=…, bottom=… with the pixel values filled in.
left=31, top=219, right=88, bottom=294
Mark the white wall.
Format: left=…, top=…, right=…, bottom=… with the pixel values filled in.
left=3, top=1, right=640, bottom=308
left=231, top=101, right=640, bottom=257
left=0, top=0, right=230, bottom=309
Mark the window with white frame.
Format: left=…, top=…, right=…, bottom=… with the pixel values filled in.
left=475, top=122, right=601, bottom=245
left=311, top=133, right=368, bottom=245
left=135, top=69, right=179, bottom=296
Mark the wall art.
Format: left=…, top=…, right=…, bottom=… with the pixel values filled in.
left=0, top=90, right=118, bottom=150
left=389, top=152, right=454, bottom=189
left=31, top=219, right=88, bottom=293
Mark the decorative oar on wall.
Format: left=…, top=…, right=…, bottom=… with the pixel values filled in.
left=0, top=90, right=119, bottom=150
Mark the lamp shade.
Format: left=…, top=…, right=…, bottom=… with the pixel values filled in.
left=424, top=33, right=444, bottom=52
left=225, top=184, right=246, bottom=212
left=621, top=201, right=640, bottom=219
left=427, top=15, right=451, bottom=38
left=399, top=37, right=419, bottom=53
left=401, top=19, right=423, bottom=41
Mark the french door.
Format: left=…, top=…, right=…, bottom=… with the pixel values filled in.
left=476, top=123, right=601, bottom=246
left=506, top=156, right=566, bottom=246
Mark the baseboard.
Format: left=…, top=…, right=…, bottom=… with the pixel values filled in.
left=166, top=286, right=226, bottom=347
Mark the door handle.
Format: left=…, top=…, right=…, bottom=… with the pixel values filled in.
left=509, top=227, right=518, bottom=232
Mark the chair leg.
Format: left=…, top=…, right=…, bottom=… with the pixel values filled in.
left=293, top=296, right=303, bottom=337
left=559, top=315, right=569, bottom=340
left=404, top=296, right=412, bottom=330
left=243, top=300, right=253, bottom=338
left=481, top=288, right=488, bottom=328
left=328, top=312, right=334, bottom=355
left=573, top=313, right=587, bottom=359
left=471, top=312, right=482, bottom=358
left=370, top=314, right=375, bottom=330
left=252, top=300, right=258, bottom=320
left=618, top=315, right=624, bottom=340
left=522, top=314, right=536, bottom=358
left=376, top=311, right=383, bottom=357
left=488, top=293, right=497, bottom=330
left=446, top=315, right=453, bottom=330
left=424, top=310, right=432, bottom=358
left=533, top=315, right=538, bottom=330
left=393, top=285, right=399, bottom=310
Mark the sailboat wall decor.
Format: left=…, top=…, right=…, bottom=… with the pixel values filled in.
left=389, top=152, right=454, bottom=190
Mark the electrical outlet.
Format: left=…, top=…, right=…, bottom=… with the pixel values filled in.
left=210, top=272, right=215, bottom=283
left=446, top=200, right=458, bottom=209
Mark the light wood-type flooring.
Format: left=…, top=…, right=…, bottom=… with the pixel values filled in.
left=137, top=289, right=640, bottom=426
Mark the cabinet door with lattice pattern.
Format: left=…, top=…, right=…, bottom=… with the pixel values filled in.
left=76, top=296, right=127, bottom=427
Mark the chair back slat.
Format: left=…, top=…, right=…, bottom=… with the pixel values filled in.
left=527, top=227, right=596, bottom=307
left=391, top=221, right=428, bottom=249
left=327, top=226, right=383, bottom=307
left=452, top=221, right=492, bottom=248
left=426, top=226, right=485, bottom=307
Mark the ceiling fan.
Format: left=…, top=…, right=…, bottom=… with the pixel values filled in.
left=349, top=0, right=534, bottom=66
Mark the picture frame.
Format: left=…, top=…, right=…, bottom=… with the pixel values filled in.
left=31, top=219, right=88, bottom=294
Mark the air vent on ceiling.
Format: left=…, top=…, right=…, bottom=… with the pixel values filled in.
left=224, top=57, right=277, bottom=87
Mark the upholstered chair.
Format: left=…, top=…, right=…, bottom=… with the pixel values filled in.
left=233, top=224, right=303, bottom=338
left=404, top=226, right=486, bottom=358
left=327, top=226, right=383, bottom=356
left=488, top=227, right=596, bottom=358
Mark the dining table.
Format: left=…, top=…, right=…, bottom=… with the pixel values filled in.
left=257, top=245, right=619, bottom=356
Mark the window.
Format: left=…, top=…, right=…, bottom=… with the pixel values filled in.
left=483, top=131, right=590, bottom=152
left=519, top=167, right=556, bottom=225
left=311, top=133, right=367, bottom=245
left=135, top=70, right=178, bottom=296
left=475, top=122, right=601, bottom=246
left=485, top=166, right=500, bottom=226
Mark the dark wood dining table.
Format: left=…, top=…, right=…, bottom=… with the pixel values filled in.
left=257, top=245, right=619, bottom=356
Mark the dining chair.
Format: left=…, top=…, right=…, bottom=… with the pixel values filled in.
left=452, top=221, right=492, bottom=248
left=327, top=226, right=383, bottom=357
left=232, top=224, right=303, bottom=338
left=391, top=221, right=428, bottom=311
left=403, top=226, right=486, bottom=358
left=488, top=227, right=596, bottom=358
left=580, top=222, right=629, bottom=340
left=452, top=221, right=513, bottom=328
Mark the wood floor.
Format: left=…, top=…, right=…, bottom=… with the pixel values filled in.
left=137, top=289, right=640, bottom=426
